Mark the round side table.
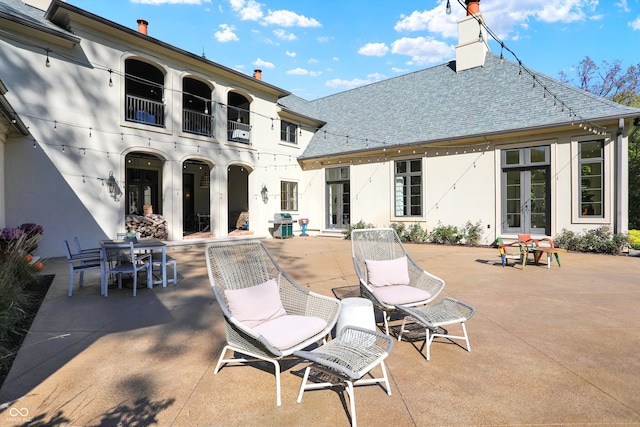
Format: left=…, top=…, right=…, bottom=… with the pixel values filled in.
left=336, top=297, right=375, bottom=337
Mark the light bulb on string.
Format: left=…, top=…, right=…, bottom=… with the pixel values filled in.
left=108, top=69, right=113, bottom=87
left=45, top=48, right=50, bottom=67
left=445, top=0, right=451, bottom=15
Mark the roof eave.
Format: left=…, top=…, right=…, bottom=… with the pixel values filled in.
left=299, top=116, right=640, bottom=162
left=44, top=0, right=290, bottom=98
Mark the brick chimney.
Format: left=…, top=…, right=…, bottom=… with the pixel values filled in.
left=137, top=19, right=148, bottom=35
left=466, top=0, right=480, bottom=16
left=455, top=0, right=488, bottom=72
left=253, top=69, right=262, bottom=80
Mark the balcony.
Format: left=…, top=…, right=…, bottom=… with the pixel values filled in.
left=126, top=94, right=165, bottom=127
left=227, top=120, right=251, bottom=144
left=183, top=109, right=214, bottom=137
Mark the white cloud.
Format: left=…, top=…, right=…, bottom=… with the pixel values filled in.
left=253, top=58, right=275, bottom=69
left=535, top=0, right=598, bottom=23
left=325, top=77, right=376, bottom=90
left=287, top=68, right=321, bottom=76
left=358, top=42, right=389, bottom=57
left=214, top=24, right=239, bottom=42
left=391, top=36, right=454, bottom=65
left=308, top=58, right=319, bottom=64
left=393, top=1, right=605, bottom=43
left=630, top=16, right=640, bottom=30
left=615, top=0, right=629, bottom=12
left=367, top=73, right=387, bottom=81
left=391, top=67, right=408, bottom=73
left=394, top=8, right=458, bottom=39
left=332, top=56, right=339, bottom=62
left=262, top=10, right=321, bottom=27
left=286, top=51, right=297, bottom=57
left=273, top=29, right=297, bottom=41
left=317, top=36, right=332, bottom=43
left=228, top=0, right=263, bottom=21
left=133, top=0, right=210, bottom=3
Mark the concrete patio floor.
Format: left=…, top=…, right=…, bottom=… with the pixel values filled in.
left=0, top=236, right=638, bottom=426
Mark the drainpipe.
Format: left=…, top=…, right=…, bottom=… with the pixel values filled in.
left=137, top=19, right=148, bottom=35
left=615, top=118, right=627, bottom=235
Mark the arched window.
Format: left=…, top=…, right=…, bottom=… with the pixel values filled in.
left=183, top=77, right=213, bottom=137
left=227, top=91, right=251, bottom=144
left=125, top=58, right=165, bottom=127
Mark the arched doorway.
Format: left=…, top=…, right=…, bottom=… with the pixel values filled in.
left=125, top=152, right=163, bottom=216
left=183, top=159, right=211, bottom=236
left=227, top=164, right=250, bottom=232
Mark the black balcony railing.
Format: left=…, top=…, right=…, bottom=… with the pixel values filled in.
left=227, top=120, right=251, bottom=144
left=126, top=94, right=165, bottom=127
left=183, top=109, right=214, bottom=137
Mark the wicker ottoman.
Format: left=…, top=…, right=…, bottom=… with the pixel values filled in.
left=294, top=326, right=394, bottom=427
left=396, top=297, right=475, bottom=361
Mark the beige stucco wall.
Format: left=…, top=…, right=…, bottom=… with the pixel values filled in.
left=0, top=11, right=308, bottom=257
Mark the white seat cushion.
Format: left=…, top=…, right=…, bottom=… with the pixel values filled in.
left=372, top=285, right=431, bottom=306
left=253, top=315, right=327, bottom=351
left=225, top=279, right=287, bottom=329
left=365, top=256, right=410, bottom=286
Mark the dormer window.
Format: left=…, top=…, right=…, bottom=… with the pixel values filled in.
left=281, top=120, right=298, bottom=144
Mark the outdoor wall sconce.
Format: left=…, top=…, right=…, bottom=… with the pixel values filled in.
left=106, top=171, right=119, bottom=201
left=261, top=185, right=269, bottom=204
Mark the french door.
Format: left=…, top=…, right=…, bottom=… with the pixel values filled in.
left=502, top=146, right=550, bottom=235
left=326, top=167, right=350, bottom=229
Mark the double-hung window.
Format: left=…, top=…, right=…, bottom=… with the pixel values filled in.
left=280, top=181, right=298, bottom=211
left=579, top=140, right=604, bottom=217
left=394, top=159, right=422, bottom=216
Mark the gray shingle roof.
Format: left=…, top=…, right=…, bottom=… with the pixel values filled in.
left=0, top=0, right=78, bottom=43
left=282, top=53, right=640, bottom=159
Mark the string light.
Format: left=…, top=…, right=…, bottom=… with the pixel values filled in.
left=108, top=69, right=113, bottom=87
left=45, top=48, right=50, bottom=67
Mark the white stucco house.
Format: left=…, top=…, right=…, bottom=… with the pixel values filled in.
left=1, top=0, right=639, bottom=258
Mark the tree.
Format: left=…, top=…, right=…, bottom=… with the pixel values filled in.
left=560, top=57, right=640, bottom=229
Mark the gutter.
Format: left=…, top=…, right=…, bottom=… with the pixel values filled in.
left=0, top=80, right=29, bottom=136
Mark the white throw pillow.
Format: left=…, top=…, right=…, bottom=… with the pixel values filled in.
left=225, top=278, right=287, bottom=328
left=365, top=256, right=410, bottom=287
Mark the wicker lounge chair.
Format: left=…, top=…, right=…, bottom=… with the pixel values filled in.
left=352, top=229, right=476, bottom=361
left=205, top=240, right=341, bottom=407
left=351, top=228, right=445, bottom=334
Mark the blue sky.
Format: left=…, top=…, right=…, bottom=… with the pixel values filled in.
left=66, top=0, right=640, bottom=100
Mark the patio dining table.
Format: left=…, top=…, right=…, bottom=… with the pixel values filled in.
left=100, top=238, right=167, bottom=294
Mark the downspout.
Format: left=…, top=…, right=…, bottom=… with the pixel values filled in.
left=615, top=118, right=626, bottom=234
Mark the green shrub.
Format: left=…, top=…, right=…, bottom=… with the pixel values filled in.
left=429, top=223, right=462, bottom=245
left=390, top=223, right=428, bottom=243
left=462, top=220, right=484, bottom=246
left=554, top=227, right=628, bottom=254
left=390, top=222, right=407, bottom=241
left=344, top=220, right=376, bottom=239
left=629, top=230, right=640, bottom=250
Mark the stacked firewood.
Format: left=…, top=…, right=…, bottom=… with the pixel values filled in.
left=125, top=214, right=168, bottom=239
